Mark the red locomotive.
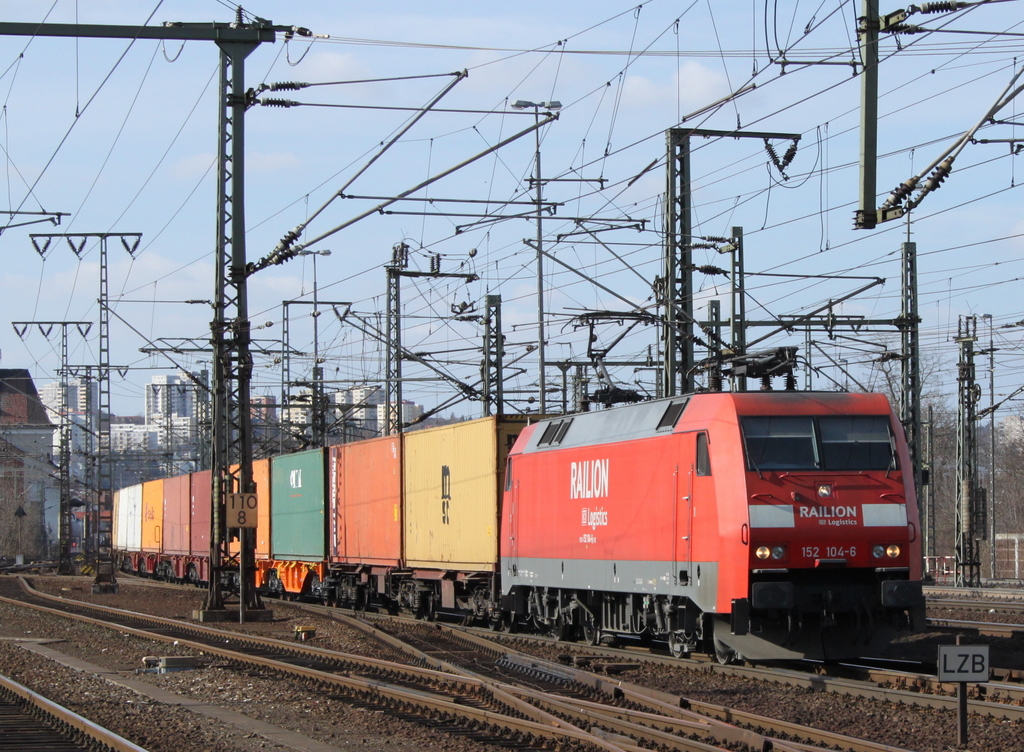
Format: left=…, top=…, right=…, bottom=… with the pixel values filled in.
left=499, top=390, right=924, bottom=662
left=114, top=388, right=923, bottom=663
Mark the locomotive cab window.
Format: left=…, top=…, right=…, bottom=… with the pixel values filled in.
left=819, top=416, right=897, bottom=470
left=740, top=415, right=897, bottom=471
left=741, top=416, right=817, bottom=470
left=696, top=432, right=711, bottom=476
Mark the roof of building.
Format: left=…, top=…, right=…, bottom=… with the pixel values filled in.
left=0, top=369, right=54, bottom=427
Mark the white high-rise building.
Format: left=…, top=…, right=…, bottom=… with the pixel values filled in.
left=38, top=378, right=99, bottom=423
left=342, top=386, right=384, bottom=423
left=376, top=400, right=424, bottom=430
left=145, top=373, right=196, bottom=426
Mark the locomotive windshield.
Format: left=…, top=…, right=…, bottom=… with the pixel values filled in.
left=741, top=415, right=896, bottom=471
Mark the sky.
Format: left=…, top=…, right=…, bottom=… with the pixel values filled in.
left=2, top=0, right=1024, bottom=421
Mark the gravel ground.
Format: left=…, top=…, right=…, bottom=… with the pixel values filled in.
left=6, top=575, right=1024, bottom=752
left=0, top=576, right=506, bottom=752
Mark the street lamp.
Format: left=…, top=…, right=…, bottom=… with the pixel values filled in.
left=511, top=100, right=561, bottom=413
left=297, top=249, right=331, bottom=445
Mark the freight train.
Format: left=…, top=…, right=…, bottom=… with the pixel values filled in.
left=113, top=389, right=925, bottom=662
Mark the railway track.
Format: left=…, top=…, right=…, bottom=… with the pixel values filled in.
left=109, top=575, right=1024, bottom=718
left=0, top=669, right=148, bottom=752
left=331, top=603, right=1024, bottom=720
left=4, top=575, right=928, bottom=752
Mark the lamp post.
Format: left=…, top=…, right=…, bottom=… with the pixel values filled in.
left=511, top=99, right=561, bottom=413
left=297, top=249, right=331, bottom=445
left=982, top=313, right=996, bottom=578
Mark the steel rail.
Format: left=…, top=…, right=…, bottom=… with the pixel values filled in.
left=109, top=577, right=1024, bottom=721
left=291, top=603, right=917, bottom=752
left=929, top=597, right=1024, bottom=613
left=0, top=671, right=150, bottom=752
left=3, top=580, right=638, bottom=752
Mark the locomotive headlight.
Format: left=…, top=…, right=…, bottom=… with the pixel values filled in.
left=755, top=546, right=772, bottom=559
left=886, top=544, right=901, bottom=558
left=817, top=484, right=833, bottom=498
left=771, top=545, right=786, bottom=560
left=872, top=545, right=885, bottom=558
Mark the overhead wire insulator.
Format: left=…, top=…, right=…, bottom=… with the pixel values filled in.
left=881, top=176, right=919, bottom=209
left=693, top=264, right=728, bottom=276
left=885, top=23, right=925, bottom=34
left=780, top=140, right=798, bottom=171
left=912, top=2, right=969, bottom=13
left=268, top=81, right=307, bottom=91
left=260, top=98, right=300, bottom=108
left=922, top=158, right=953, bottom=192
left=764, top=137, right=797, bottom=179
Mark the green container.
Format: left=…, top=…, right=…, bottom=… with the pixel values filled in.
left=270, top=449, right=326, bottom=561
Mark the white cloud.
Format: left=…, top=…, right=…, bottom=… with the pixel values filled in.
left=620, top=61, right=730, bottom=115
left=170, top=152, right=215, bottom=181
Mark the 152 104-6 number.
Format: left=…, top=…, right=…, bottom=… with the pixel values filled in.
left=802, top=546, right=856, bottom=559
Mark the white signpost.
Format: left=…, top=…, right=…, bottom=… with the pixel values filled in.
left=938, top=643, right=989, bottom=745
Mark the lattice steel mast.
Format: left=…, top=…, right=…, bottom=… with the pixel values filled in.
left=955, top=316, right=982, bottom=588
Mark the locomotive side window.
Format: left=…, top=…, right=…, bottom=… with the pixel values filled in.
left=657, top=399, right=689, bottom=430
left=537, top=418, right=573, bottom=446
left=740, top=415, right=896, bottom=471
left=741, top=416, right=818, bottom=470
left=819, top=416, right=896, bottom=470
left=696, top=432, right=711, bottom=476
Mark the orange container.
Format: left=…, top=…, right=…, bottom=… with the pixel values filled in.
left=141, top=478, right=164, bottom=553
left=162, top=474, right=190, bottom=556
left=329, top=435, right=401, bottom=567
left=253, top=458, right=272, bottom=559
left=227, top=460, right=272, bottom=558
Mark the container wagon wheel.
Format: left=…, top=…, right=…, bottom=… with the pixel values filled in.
left=307, top=574, right=322, bottom=603
left=488, top=611, right=505, bottom=631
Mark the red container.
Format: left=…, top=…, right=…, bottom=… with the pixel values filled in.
left=190, top=469, right=212, bottom=557
left=162, top=474, right=191, bottom=556
left=329, top=436, right=401, bottom=567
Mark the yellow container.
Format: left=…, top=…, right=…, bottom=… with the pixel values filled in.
left=402, top=416, right=528, bottom=571
left=141, top=478, right=164, bottom=553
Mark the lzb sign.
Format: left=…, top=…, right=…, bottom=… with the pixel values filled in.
left=227, top=493, right=258, bottom=528
left=937, top=645, right=989, bottom=683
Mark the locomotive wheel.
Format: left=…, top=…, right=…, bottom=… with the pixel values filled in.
left=714, top=638, right=738, bottom=665
left=580, top=611, right=601, bottom=646
left=551, top=615, right=572, bottom=641
left=667, top=633, right=688, bottom=659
